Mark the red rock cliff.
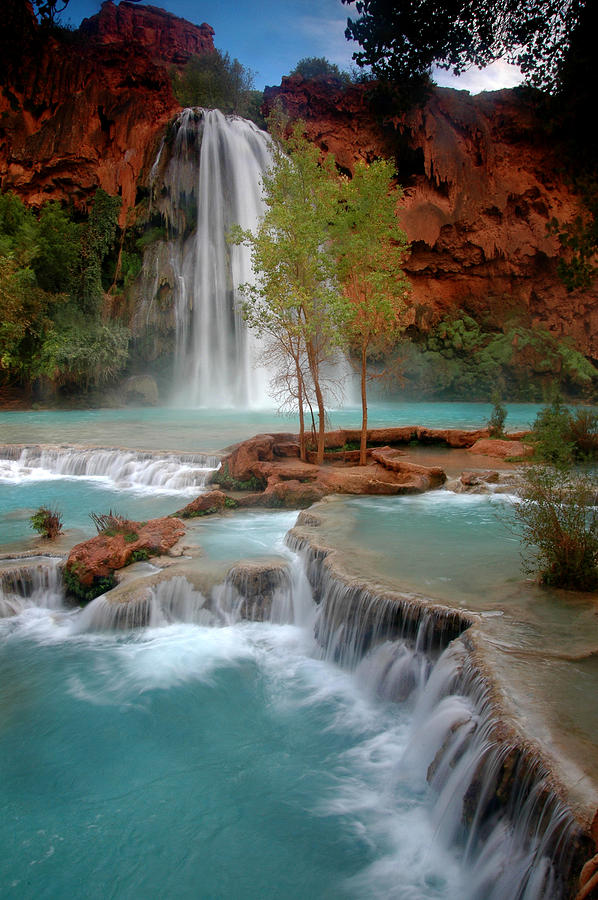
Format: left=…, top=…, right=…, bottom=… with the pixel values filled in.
left=0, top=1, right=214, bottom=221
left=264, top=76, right=598, bottom=361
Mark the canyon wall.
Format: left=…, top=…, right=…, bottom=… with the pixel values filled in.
left=1, top=2, right=596, bottom=363
left=264, top=77, right=598, bottom=362
left=0, top=1, right=214, bottom=221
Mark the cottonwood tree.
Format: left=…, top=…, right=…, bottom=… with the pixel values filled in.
left=334, top=159, right=410, bottom=464
left=230, top=123, right=348, bottom=465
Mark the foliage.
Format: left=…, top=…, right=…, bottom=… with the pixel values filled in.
left=333, top=158, right=410, bottom=463
left=30, top=506, right=63, bottom=540
left=569, top=409, right=598, bottom=459
left=33, top=201, right=81, bottom=294
left=211, top=463, right=264, bottom=492
left=290, top=57, right=350, bottom=82
left=527, top=398, right=598, bottom=466
left=38, top=313, right=129, bottom=390
left=32, top=0, right=69, bottom=28
left=513, top=465, right=598, bottom=590
left=90, top=510, right=128, bottom=534
left=398, top=311, right=597, bottom=401
left=230, top=121, right=350, bottom=464
left=78, top=189, right=122, bottom=315
left=0, top=189, right=131, bottom=393
left=171, top=50, right=261, bottom=122
left=63, top=565, right=116, bottom=604
left=528, top=395, right=575, bottom=467
left=129, top=548, right=150, bottom=563
left=488, top=389, right=507, bottom=437
left=341, top=0, right=588, bottom=95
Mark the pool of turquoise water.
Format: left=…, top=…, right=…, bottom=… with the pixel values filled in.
left=0, top=402, right=556, bottom=452
left=0, top=614, right=464, bottom=899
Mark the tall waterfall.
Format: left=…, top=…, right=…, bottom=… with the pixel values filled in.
left=152, top=108, right=274, bottom=408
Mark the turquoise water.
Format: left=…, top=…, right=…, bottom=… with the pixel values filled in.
left=0, top=477, right=183, bottom=547
left=341, top=493, right=522, bottom=606
left=0, top=402, right=555, bottom=452
left=0, top=613, right=464, bottom=899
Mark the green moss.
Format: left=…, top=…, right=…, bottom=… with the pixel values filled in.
left=63, top=566, right=116, bottom=604
left=212, top=463, right=265, bottom=492
left=128, top=548, right=150, bottom=563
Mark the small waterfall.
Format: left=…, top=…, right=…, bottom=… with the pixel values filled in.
left=76, top=576, right=217, bottom=632
left=287, top=529, right=589, bottom=900
left=213, top=553, right=316, bottom=627
left=0, top=445, right=219, bottom=492
left=151, top=108, right=274, bottom=408
left=0, top=556, right=65, bottom=617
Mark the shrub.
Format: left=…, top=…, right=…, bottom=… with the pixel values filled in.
left=488, top=390, right=507, bottom=437
left=30, top=506, right=63, bottom=540
left=528, top=395, right=575, bottom=467
left=513, top=466, right=598, bottom=590
left=569, top=408, right=598, bottom=459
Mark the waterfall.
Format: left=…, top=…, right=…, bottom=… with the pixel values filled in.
left=287, top=529, right=589, bottom=900
left=0, top=556, right=64, bottom=617
left=152, top=108, right=274, bottom=408
left=0, top=445, right=219, bottom=492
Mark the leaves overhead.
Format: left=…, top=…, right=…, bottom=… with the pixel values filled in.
left=341, top=0, right=587, bottom=94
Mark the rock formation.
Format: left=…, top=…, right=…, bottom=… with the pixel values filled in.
left=264, top=76, right=598, bottom=361
left=1, top=2, right=596, bottom=366
left=0, top=1, right=214, bottom=220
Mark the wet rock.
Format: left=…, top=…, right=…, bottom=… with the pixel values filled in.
left=469, top=438, right=534, bottom=459
left=122, top=374, right=159, bottom=406
left=577, top=854, right=598, bottom=900
left=224, top=560, right=290, bottom=621
left=174, top=490, right=228, bottom=518
left=461, top=470, right=500, bottom=486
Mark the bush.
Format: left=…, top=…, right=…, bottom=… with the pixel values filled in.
left=488, top=390, right=507, bottom=437
left=513, top=466, right=598, bottom=590
left=528, top=395, right=575, bottom=466
left=527, top=397, right=598, bottom=465
left=30, top=506, right=63, bottom=540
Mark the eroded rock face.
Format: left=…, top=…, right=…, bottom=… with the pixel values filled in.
left=468, top=438, right=534, bottom=459
left=0, top=1, right=214, bottom=221
left=264, top=77, right=598, bottom=360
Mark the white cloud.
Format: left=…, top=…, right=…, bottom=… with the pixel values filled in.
left=433, top=59, right=523, bottom=93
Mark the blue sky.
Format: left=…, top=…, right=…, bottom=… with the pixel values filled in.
left=63, top=0, right=522, bottom=93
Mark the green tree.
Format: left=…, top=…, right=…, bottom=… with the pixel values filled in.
left=231, top=123, right=348, bottom=464
left=79, top=188, right=122, bottom=315
left=172, top=50, right=259, bottom=120
left=342, top=0, right=587, bottom=94
left=290, top=57, right=350, bottom=82
left=334, top=159, right=410, bottom=464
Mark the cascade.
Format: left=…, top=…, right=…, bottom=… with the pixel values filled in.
left=0, top=445, right=219, bottom=492
left=0, top=556, right=64, bottom=617
left=150, top=108, right=274, bottom=408
left=287, top=530, right=589, bottom=900
left=1, top=523, right=591, bottom=896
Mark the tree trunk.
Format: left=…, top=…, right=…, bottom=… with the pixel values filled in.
left=360, top=344, right=368, bottom=466
left=305, top=338, right=326, bottom=465
left=296, top=358, right=306, bottom=461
